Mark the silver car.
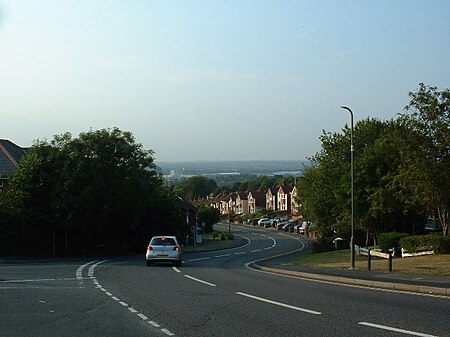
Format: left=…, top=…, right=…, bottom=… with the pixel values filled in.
left=146, top=236, right=182, bottom=267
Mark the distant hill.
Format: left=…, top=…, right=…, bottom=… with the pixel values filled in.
left=156, top=160, right=309, bottom=176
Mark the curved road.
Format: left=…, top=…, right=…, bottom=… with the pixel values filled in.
left=1, top=223, right=449, bottom=336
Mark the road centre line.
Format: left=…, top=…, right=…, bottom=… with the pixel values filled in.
left=359, top=322, right=438, bottom=337
left=250, top=249, right=262, bottom=252
left=188, top=257, right=211, bottom=262
left=215, top=254, right=232, bottom=258
left=184, top=274, right=217, bottom=287
left=236, top=292, right=321, bottom=315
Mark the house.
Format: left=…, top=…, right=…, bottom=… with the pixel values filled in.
left=266, top=187, right=278, bottom=211
left=277, top=184, right=294, bottom=213
left=228, top=192, right=238, bottom=215
left=248, top=190, right=266, bottom=214
left=0, top=139, right=29, bottom=188
left=236, top=192, right=249, bottom=215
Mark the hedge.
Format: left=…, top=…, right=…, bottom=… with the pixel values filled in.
left=379, top=232, right=409, bottom=255
left=399, top=235, right=450, bottom=254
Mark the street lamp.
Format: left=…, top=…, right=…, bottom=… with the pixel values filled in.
left=340, top=105, right=355, bottom=269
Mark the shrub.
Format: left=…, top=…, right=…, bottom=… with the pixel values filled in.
left=400, top=235, right=450, bottom=254
left=379, top=232, right=409, bottom=256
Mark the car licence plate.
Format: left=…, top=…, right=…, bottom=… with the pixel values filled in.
left=158, top=254, right=168, bottom=258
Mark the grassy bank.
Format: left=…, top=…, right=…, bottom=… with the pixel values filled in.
left=290, top=250, right=450, bottom=277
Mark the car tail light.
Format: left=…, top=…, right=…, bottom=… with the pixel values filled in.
left=173, top=246, right=180, bottom=251
left=147, top=246, right=153, bottom=251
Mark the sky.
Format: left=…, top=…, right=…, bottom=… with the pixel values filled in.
left=0, top=1, right=449, bottom=162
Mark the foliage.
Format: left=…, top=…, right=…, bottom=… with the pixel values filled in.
left=196, top=205, right=220, bottom=233
left=0, top=128, right=181, bottom=255
left=296, top=83, right=450, bottom=243
left=400, top=83, right=450, bottom=236
left=378, top=232, right=409, bottom=255
left=174, top=176, right=217, bottom=200
left=400, top=235, right=450, bottom=254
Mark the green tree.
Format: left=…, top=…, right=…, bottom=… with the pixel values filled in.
left=174, top=176, right=217, bottom=200
left=4, top=128, right=176, bottom=255
left=196, top=205, right=220, bottom=233
left=400, top=83, right=450, bottom=236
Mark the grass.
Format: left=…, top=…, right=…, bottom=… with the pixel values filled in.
left=290, top=249, right=450, bottom=277
left=183, top=231, right=234, bottom=252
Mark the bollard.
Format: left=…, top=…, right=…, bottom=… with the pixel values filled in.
left=389, top=251, right=393, bottom=272
left=368, top=249, right=371, bottom=271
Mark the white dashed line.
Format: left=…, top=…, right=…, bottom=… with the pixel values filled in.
left=161, top=328, right=175, bottom=336
left=81, top=259, right=177, bottom=336
left=236, top=292, right=321, bottom=315
left=214, top=254, right=231, bottom=258
left=188, top=257, right=211, bottom=262
left=184, top=275, right=217, bottom=287
left=250, top=249, right=262, bottom=253
left=234, top=252, right=246, bottom=255
left=359, top=322, right=437, bottom=337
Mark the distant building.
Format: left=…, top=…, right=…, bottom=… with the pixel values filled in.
left=0, top=139, right=29, bottom=188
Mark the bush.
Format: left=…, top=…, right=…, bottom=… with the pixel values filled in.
left=379, top=232, right=409, bottom=256
left=400, top=235, right=450, bottom=254
left=220, top=232, right=234, bottom=240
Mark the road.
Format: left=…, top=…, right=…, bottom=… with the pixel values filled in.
left=1, top=223, right=449, bottom=337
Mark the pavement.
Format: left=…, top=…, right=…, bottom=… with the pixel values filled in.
left=185, top=233, right=450, bottom=297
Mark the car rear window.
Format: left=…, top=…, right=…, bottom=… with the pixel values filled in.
left=150, top=237, right=176, bottom=246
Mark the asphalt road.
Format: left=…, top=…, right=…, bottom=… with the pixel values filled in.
left=1, top=224, right=449, bottom=337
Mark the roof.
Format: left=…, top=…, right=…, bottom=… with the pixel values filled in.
left=278, top=184, right=294, bottom=194
left=0, top=139, right=29, bottom=176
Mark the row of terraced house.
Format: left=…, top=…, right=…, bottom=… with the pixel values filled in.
left=193, top=183, right=302, bottom=219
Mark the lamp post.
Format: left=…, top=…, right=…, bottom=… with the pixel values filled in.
left=340, top=105, right=355, bottom=269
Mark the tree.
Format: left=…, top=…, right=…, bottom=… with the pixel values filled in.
left=174, top=176, right=217, bottom=200
left=400, top=83, right=450, bottom=236
left=196, top=205, right=220, bottom=233
left=5, top=128, right=176, bottom=255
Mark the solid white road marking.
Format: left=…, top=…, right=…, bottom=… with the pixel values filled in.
left=184, top=275, right=216, bottom=287
left=359, top=322, right=438, bottom=337
left=172, top=267, right=182, bottom=273
left=236, top=292, right=321, bottom=315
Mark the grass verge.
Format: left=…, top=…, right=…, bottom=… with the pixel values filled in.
left=290, top=250, right=450, bottom=277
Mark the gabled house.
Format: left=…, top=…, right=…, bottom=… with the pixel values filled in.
left=291, top=185, right=301, bottom=216
left=0, top=139, right=29, bottom=188
left=236, top=192, right=249, bottom=215
left=228, top=192, right=240, bottom=215
left=277, top=184, right=294, bottom=213
left=266, top=187, right=278, bottom=211
left=248, top=190, right=266, bottom=214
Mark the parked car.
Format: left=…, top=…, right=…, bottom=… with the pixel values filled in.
left=299, top=222, right=310, bottom=234
left=258, top=218, right=271, bottom=226
left=146, top=236, right=182, bottom=267
left=282, top=222, right=295, bottom=231
left=294, top=223, right=303, bottom=233
left=277, top=220, right=288, bottom=230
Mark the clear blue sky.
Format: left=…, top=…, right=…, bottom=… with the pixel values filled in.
left=1, top=1, right=449, bottom=161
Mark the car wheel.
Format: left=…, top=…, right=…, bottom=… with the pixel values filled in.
left=174, top=260, right=182, bottom=267
left=146, top=260, right=152, bottom=266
